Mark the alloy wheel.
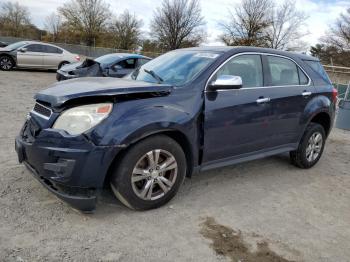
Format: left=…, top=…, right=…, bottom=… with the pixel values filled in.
left=306, top=131, right=323, bottom=162
left=131, top=149, right=178, bottom=201
left=0, top=57, right=13, bottom=70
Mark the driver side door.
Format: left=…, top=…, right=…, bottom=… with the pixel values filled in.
left=16, top=44, right=44, bottom=68
left=108, top=58, right=137, bottom=78
left=203, top=54, right=276, bottom=166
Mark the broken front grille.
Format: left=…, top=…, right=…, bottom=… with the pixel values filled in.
left=33, top=102, right=52, bottom=118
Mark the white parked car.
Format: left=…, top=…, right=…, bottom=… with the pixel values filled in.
left=0, top=41, right=80, bottom=71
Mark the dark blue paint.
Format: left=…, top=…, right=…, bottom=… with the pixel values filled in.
left=15, top=46, right=335, bottom=211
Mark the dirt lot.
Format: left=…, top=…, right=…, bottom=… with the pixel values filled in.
left=0, top=70, right=349, bottom=262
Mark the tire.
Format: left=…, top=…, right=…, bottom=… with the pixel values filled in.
left=110, top=135, right=186, bottom=210
left=290, top=123, right=326, bottom=169
left=58, top=61, right=69, bottom=70
left=0, top=55, right=15, bottom=70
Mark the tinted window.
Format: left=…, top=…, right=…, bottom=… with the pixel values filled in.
left=298, top=68, right=309, bottom=85
left=131, top=51, right=219, bottom=86
left=44, top=45, right=63, bottom=54
left=138, top=58, right=150, bottom=66
left=304, top=60, right=330, bottom=83
left=117, top=58, right=136, bottom=69
left=26, top=44, right=44, bottom=52
left=214, top=54, right=263, bottom=88
left=267, top=56, right=299, bottom=86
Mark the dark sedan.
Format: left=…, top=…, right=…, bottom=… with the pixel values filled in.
left=56, top=53, right=151, bottom=81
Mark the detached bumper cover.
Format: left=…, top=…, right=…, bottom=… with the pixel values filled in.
left=15, top=128, right=120, bottom=212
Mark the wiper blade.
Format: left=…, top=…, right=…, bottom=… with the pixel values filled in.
left=144, top=69, right=163, bottom=84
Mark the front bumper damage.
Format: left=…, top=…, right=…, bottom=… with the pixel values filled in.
left=15, top=117, right=120, bottom=212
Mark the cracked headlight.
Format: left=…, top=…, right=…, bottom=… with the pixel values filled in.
left=53, top=103, right=113, bottom=135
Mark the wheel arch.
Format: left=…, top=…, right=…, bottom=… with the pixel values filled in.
left=103, top=128, right=195, bottom=188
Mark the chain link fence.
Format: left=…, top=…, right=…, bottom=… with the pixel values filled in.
left=0, top=36, right=162, bottom=58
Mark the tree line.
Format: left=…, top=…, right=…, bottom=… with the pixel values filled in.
left=0, top=0, right=349, bottom=66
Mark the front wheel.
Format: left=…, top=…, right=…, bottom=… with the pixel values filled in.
left=0, top=56, right=15, bottom=70
left=110, top=135, right=186, bottom=210
left=290, top=123, right=326, bottom=168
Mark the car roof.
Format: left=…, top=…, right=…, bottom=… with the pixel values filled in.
left=179, top=46, right=319, bottom=61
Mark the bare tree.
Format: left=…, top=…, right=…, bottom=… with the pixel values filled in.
left=45, top=12, right=62, bottom=42
left=110, top=10, right=143, bottom=50
left=264, top=0, right=308, bottom=50
left=322, top=8, right=350, bottom=50
left=220, top=0, right=273, bottom=46
left=150, top=0, right=205, bottom=50
left=0, top=1, right=31, bottom=37
left=58, top=0, right=110, bottom=46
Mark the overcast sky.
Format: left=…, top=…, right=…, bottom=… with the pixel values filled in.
left=7, top=0, right=350, bottom=47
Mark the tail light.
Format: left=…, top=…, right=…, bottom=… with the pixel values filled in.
left=75, top=56, right=80, bottom=61
left=332, top=87, right=338, bottom=103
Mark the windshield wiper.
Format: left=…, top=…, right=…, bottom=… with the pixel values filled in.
left=144, top=69, right=163, bottom=84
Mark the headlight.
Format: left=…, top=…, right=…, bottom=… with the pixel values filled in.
left=53, top=103, right=113, bottom=135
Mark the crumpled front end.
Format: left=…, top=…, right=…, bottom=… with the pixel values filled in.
left=15, top=103, right=120, bottom=212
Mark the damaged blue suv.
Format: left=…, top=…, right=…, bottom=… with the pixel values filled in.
left=15, top=47, right=336, bottom=212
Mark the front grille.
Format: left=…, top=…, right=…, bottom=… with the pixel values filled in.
left=33, top=103, right=52, bottom=118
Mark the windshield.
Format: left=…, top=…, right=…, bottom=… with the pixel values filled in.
left=130, top=50, right=220, bottom=86
left=5, top=41, right=28, bottom=50
left=94, top=54, right=121, bottom=65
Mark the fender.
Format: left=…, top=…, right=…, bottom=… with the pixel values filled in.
left=297, top=94, right=332, bottom=141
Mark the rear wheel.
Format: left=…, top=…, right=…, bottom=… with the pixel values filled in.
left=290, top=123, right=326, bottom=168
left=0, top=56, right=15, bottom=70
left=110, top=135, right=186, bottom=210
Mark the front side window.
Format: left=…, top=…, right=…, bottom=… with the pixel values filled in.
left=214, top=54, right=263, bottom=88
left=267, top=56, right=300, bottom=86
left=26, top=44, right=44, bottom=52
left=131, top=51, right=220, bottom=86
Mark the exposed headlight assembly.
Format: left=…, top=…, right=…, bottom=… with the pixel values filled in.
left=53, top=103, right=113, bottom=135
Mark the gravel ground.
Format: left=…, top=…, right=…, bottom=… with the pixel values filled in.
left=0, top=70, right=349, bottom=262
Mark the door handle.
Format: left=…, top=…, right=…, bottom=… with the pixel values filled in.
left=302, top=91, right=312, bottom=97
left=256, top=97, right=271, bottom=104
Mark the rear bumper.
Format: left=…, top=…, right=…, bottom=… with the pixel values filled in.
left=15, top=129, right=120, bottom=212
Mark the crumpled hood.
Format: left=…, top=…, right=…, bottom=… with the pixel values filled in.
left=35, top=77, right=173, bottom=107
left=59, top=61, right=84, bottom=72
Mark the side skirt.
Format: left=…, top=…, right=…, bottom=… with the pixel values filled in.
left=200, top=143, right=298, bottom=172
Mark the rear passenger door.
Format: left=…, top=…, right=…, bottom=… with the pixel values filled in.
left=16, top=44, right=44, bottom=68
left=263, top=55, right=314, bottom=146
left=42, top=45, right=64, bottom=69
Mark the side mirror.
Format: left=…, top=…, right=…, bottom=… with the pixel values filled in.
left=209, top=75, right=242, bottom=90
left=18, top=47, right=27, bottom=53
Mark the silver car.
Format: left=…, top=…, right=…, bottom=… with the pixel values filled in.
left=0, top=41, right=80, bottom=71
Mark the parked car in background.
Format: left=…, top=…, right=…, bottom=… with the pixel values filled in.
left=0, top=41, right=8, bottom=47
left=15, top=47, right=336, bottom=212
left=0, top=41, right=80, bottom=71
left=56, top=53, right=151, bottom=81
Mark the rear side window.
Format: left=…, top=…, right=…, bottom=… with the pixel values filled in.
left=215, top=54, right=263, bottom=88
left=44, top=45, right=63, bottom=54
left=267, top=56, right=300, bottom=86
left=304, top=60, right=330, bottom=83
